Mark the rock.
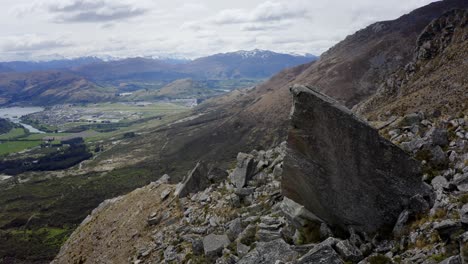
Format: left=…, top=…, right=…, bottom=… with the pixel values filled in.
left=320, top=223, right=333, bottom=239
left=400, top=113, right=422, bottom=127
left=431, top=176, right=448, bottom=190
left=226, top=218, right=243, bottom=241
left=203, top=234, right=230, bottom=258
left=454, top=173, right=468, bottom=192
left=460, top=232, right=468, bottom=264
left=230, top=153, right=258, bottom=188
left=393, top=210, right=410, bottom=237
left=408, top=194, right=431, bottom=214
left=279, top=197, right=323, bottom=227
left=236, top=242, right=250, bottom=257
left=207, top=167, right=228, bottom=182
left=147, top=215, right=162, bottom=226
left=160, top=189, right=171, bottom=200
left=273, top=164, right=283, bottom=179
left=237, top=239, right=298, bottom=264
left=163, top=245, right=178, bottom=262
left=439, top=256, right=462, bottom=264
left=297, top=243, right=344, bottom=264
left=335, top=240, right=363, bottom=262
left=192, top=238, right=204, bottom=256
left=460, top=204, right=468, bottom=225
left=282, top=85, right=432, bottom=234
left=430, top=146, right=447, bottom=166
left=174, top=161, right=209, bottom=197
left=157, top=174, right=170, bottom=184
left=425, top=127, right=449, bottom=147
left=433, top=220, right=462, bottom=240
left=256, top=229, right=282, bottom=242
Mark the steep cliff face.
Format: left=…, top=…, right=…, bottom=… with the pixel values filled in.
left=356, top=9, right=468, bottom=119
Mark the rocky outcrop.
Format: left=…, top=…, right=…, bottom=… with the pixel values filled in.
left=174, top=162, right=228, bottom=197
left=282, top=85, right=433, bottom=234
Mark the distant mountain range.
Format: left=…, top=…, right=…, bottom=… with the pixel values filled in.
left=0, top=50, right=317, bottom=105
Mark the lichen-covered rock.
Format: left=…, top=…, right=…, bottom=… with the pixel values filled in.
left=282, top=85, right=433, bottom=234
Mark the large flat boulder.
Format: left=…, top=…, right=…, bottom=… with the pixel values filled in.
left=282, top=85, right=433, bottom=234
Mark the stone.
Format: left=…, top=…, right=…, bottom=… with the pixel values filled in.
left=431, top=176, right=448, bottom=190
left=392, top=210, right=410, bottom=237
left=439, top=256, right=462, bottom=264
left=157, top=174, right=170, bottom=184
left=460, top=232, right=468, bottom=264
left=433, top=220, right=462, bottom=240
left=408, top=194, right=431, bottom=214
left=430, top=145, right=447, bottom=166
left=297, top=244, right=344, bottom=264
left=236, top=242, right=250, bottom=257
left=160, top=189, right=171, bottom=200
left=192, top=238, right=204, bottom=256
left=174, top=161, right=209, bottom=197
left=256, top=229, right=282, bottom=242
left=335, top=240, right=363, bottom=262
left=207, top=167, right=228, bottom=182
left=230, top=153, right=258, bottom=188
left=399, top=113, right=422, bottom=127
left=279, top=197, right=323, bottom=227
left=282, top=85, right=433, bottom=234
left=203, top=234, right=230, bottom=258
left=460, top=204, right=468, bottom=225
left=425, top=127, right=449, bottom=147
left=237, top=239, right=298, bottom=264
left=320, top=223, right=333, bottom=239
left=226, top=218, right=243, bottom=241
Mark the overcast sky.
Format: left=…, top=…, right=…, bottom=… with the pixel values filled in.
left=0, top=0, right=435, bottom=61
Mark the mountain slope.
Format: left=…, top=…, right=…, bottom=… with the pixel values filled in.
left=0, top=71, right=115, bottom=105
left=355, top=8, right=468, bottom=119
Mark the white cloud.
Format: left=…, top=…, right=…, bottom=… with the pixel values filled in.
left=1, top=0, right=437, bottom=61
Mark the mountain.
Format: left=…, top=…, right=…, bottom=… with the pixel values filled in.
left=355, top=8, right=468, bottom=119
left=72, top=50, right=316, bottom=82
left=0, top=71, right=115, bottom=105
left=180, top=49, right=317, bottom=79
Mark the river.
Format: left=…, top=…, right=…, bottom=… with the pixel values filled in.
left=0, top=107, right=45, bottom=133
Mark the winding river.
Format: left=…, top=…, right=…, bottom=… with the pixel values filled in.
left=0, top=107, right=45, bottom=133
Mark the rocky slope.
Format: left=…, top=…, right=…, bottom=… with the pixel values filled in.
left=52, top=106, right=468, bottom=263
left=356, top=9, right=468, bottom=119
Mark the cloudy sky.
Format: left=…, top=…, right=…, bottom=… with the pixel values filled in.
left=1, top=0, right=435, bottom=61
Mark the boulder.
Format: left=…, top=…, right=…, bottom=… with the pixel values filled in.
left=203, top=234, right=230, bottom=258
left=174, top=161, right=209, bottom=197
left=425, top=127, right=449, bottom=147
left=439, top=256, right=462, bottom=264
left=282, top=85, right=433, bottom=234
left=279, top=197, right=323, bottom=227
left=230, top=153, right=258, bottom=188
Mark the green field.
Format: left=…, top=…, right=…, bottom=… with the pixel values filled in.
left=0, top=141, right=41, bottom=155
left=0, top=128, right=27, bottom=140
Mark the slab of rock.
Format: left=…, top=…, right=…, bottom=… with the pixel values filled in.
left=230, top=153, right=258, bottom=188
left=174, top=161, right=209, bottom=197
left=202, top=234, right=230, bottom=258
left=282, top=85, right=433, bottom=234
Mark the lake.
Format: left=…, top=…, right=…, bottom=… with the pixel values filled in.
left=0, top=107, right=45, bottom=133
